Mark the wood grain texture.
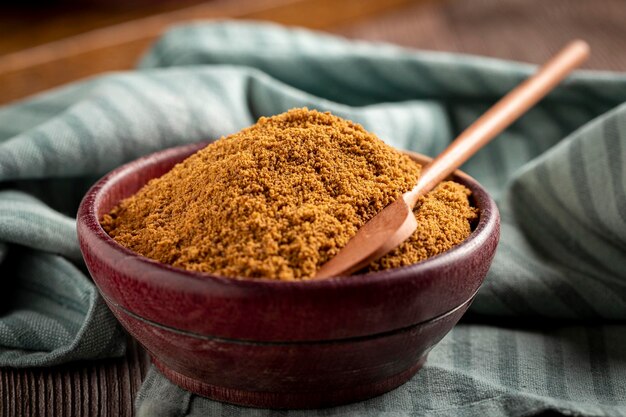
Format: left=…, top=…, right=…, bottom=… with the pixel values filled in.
left=0, top=0, right=419, bottom=104
left=337, top=0, right=626, bottom=71
left=0, top=338, right=149, bottom=417
left=0, top=1, right=205, bottom=55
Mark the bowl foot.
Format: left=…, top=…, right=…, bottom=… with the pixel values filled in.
left=152, top=355, right=427, bottom=409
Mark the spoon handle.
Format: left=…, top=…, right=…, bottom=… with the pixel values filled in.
left=404, top=40, right=590, bottom=207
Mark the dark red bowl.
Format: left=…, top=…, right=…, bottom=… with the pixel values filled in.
left=77, top=142, right=500, bottom=409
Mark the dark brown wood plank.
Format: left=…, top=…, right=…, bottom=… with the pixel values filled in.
left=0, top=338, right=149, bottom=417
left=0, top=0, right=419, bottom=104
left=336, top=0, right=626, bottom=71
left=0, top=1, right=206, bottom=56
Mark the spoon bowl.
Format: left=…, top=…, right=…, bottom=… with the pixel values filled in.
left=315, top=40, right=589, bottom=279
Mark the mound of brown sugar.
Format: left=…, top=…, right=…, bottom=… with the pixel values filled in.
left=102, top=108, right=477, bottom=280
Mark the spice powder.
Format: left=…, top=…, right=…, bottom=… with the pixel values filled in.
left=102, top=108, right=477, bottom=280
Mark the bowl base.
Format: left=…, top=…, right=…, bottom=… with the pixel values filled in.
left=152, top=355, right=427, bottom=409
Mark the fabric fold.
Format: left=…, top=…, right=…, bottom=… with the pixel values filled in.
left=0, top=248, right=125, bottom=366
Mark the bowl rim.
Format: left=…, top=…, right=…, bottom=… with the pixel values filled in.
left=78, top=141, right=499, bottom=290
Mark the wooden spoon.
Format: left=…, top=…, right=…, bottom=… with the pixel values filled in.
left=314, top=40, right=590, bottom=280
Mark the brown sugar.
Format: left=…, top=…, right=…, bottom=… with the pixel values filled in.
left=101, top=108, right=477, bottom=280
left=370, top=182, right=477, bottom=271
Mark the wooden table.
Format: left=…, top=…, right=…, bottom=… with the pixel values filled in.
left=0, top=0, right=418, bottom=105
left=2, top=0, right=624, bottom=414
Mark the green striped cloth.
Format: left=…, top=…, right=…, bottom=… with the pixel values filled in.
left=1, top=22, right=625, bottom=416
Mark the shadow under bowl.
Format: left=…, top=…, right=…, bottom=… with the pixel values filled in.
left=77, top=142, right=500, bottom=409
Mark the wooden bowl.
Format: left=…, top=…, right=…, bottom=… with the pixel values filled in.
left=77, top=142, right=500, bottom=409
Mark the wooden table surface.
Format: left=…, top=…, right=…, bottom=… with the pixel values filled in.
left=2, top=0, right=624, bottom=415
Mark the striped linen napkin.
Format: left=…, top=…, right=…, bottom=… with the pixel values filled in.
left=1, top=21, right=625, bottom=416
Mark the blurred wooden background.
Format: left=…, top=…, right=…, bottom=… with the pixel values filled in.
left=0, top=0, right=417, bottom=104
left=2, top=0, right=626, bottom=105
left=1, top=0, right=625, bottom=415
